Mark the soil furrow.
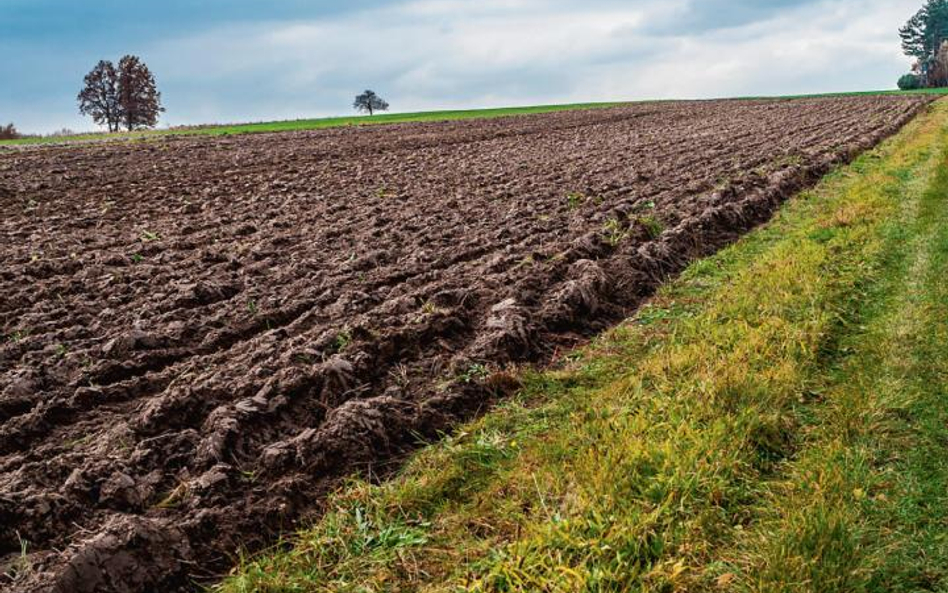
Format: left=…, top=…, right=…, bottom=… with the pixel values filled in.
left=0, top=95, right=934, bottom=593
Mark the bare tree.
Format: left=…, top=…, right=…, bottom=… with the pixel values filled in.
left=117, top=55, right=164, bottom=131
left=353, top=90, right=390, bottom=116
left=0, top=124, right=19, bottom=140
left=78, top=56, right=164, bottom=132
left=78, top=60, right=121, bottom=132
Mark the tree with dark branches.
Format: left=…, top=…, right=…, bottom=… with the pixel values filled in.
left=117, top=55, right=164, bottom=131
left=77, top=60, right=121, bottom=132
left=353, top=90, right=390, bottom=116
left=78, top=55, right=164, bottom=132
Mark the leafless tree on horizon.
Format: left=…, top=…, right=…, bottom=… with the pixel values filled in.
left=78, top=56, right=164, bottom=132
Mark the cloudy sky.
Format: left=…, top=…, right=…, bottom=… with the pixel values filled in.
left=0, top=0, right=924, bottom=133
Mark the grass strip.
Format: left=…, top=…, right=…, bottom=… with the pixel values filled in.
left=721, top=103, right=948, bottom=592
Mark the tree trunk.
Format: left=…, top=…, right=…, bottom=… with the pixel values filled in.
left=368, top=105, right=373, bottom=116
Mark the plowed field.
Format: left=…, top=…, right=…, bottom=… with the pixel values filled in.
left=0, top=95, right=934, bottom=592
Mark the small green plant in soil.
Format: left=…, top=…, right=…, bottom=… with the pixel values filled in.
left=458, top=363, right=491, bottom=384
left=566, top=192, right=586, bottom=210
left=331, top=328, right=353, bottom=354
left=636, top=215, right=664, bottom=238
left=602, top=218, right=626, bottom=246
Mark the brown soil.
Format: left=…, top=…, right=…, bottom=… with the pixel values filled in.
left=0, top=95, right=934, bottom=592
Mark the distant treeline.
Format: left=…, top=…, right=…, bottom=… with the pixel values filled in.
left=0, top=124, right=79, bottom=142
left=0, top=123, right=20, bottom=140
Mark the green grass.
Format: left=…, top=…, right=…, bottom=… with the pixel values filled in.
left=726, top=102, right=948, bottom=592
left=214, top=100, right=948, bottom=592
left=0, top=102, right=623, bottom=146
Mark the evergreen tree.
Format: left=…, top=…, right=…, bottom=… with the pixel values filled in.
left=900, top=0, right=948, bottom=83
